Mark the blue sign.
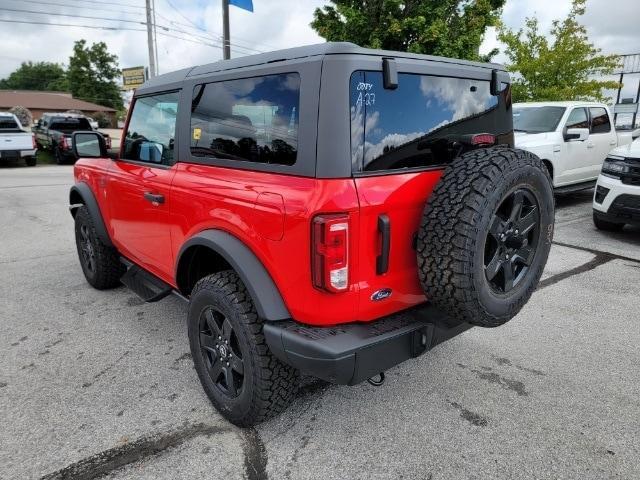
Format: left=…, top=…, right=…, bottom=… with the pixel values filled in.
left=229, top=0, right=253, bottom=12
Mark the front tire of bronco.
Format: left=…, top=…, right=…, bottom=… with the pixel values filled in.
left=417, top=147, right=554, bottom=327
left=188, top=271, right=299, bottom=427
left=74, top=206, right=124, bottom=289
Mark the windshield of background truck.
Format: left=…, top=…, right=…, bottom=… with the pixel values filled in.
left=50, top=118, right=92, bottom=131
left=513, top=106, right=566, bottom=133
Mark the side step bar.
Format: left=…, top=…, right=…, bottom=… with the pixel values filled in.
left=264, top=304, right=471, bottom=386
left=120, top=259, right=172, bottom=302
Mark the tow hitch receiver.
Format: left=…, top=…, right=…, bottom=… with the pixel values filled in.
left=367, top=372, right=385, bottom=386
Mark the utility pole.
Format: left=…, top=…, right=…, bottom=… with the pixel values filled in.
left=145, top=0, right=157, bottom=77
left=152, top=0, right=159, bottom=74
left=222, top=0, right=231, bottom=60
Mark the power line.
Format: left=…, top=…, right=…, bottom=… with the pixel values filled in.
left=0, top=18, right=146, bottom=31
left=60, top=0, right=145, bottom=9
left=161, top=0, right=269, bottom=53
left=2, top=0, right=146, bottom=16
left=0, top=6, right=147, bottom=26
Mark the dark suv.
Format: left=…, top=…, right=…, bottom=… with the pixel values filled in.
left=69, top=43, right=554, bottom=426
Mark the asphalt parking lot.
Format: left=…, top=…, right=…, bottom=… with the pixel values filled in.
left=1, top=165, right=639, bottom=480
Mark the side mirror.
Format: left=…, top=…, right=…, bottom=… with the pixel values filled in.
left=632, top=129, right=640, bottom=140
left=139, top=141, right=164, bottom=163
left=564, top=127, right=589, bottom=142
left=72, top=131, right=107, bottom=158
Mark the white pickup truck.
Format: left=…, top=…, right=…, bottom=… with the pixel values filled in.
left=513, top=102, right=634, bottom=192
left=0, top=112, right=37, bottom=167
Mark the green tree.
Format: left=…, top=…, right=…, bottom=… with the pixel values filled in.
left=311, top=0, right=505, bottom=61
left=0, top=61, right=68, bottom=91
left=66, top=40, right=123, bottom=110
left=498, top=0, right=620, bottom=103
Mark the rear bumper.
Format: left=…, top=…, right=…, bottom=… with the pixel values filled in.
left=263, top=304, right=471, bottom=385
left=0, top=149, right=36, bottom=159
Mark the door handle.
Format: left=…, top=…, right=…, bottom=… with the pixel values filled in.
left=609, top=140, right=617, bottom=145
left=376, top=214, right=391, bottom=275
left=587, top=143, right=594, bottom=149
left=143, top=192, right=165, bottom=205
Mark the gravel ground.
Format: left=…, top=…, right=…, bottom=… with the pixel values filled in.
left=1, top=166, right=639, bottom=480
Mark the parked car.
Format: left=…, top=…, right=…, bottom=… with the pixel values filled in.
left=593, top=132, right=640, bottom=231
left=86, top=116, right=99, bottom=130
left=68, top=43, right=554, bottom=426
left=513, top=102, right=633, bottom=192
left=34, top=113, right=110, bottom=164
left=0, top=112, right=37, bottom=166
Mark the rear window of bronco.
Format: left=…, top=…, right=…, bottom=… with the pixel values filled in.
left=350, top=71, right=501, bottom=172
left=190, top=73, right=300, bottom=166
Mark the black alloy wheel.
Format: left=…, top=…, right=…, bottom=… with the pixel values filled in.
left=198, top=307, right=245, bottom=398
left=78, top=222, right=97, bottom=275
left=484, top=188, right=540, bottom=293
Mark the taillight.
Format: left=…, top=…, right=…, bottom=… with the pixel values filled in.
left=31, top=134, right=36, bottom=149
left=472, top=133, right=496, bottom=146
left=105, top=136, right=111, bottom=149
left=61, top=136, right=71, bottom=150
left=312, top=214, right=349, bottom=293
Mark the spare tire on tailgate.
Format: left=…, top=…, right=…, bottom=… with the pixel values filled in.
left=417, top=147, right=554, bottom=327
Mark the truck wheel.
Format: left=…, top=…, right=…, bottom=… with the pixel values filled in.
left=417, top=147, right=554, bottom=327
left=55, top=148, right=64, bottom=165
left=593, top=213, right=624, bottom=232
left=188, top=271, right=299, bottom=427
left=25, top=156, right=36, bottom=167
left=74, top=206, right=124, bottom=289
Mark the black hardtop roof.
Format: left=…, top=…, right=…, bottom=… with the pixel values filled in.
left=137, top=42, right=505, bottom=94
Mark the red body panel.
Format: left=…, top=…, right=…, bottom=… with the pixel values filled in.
left=353, top=170, right=443, bottom=320
left=74, top=158, right=441, bottom=326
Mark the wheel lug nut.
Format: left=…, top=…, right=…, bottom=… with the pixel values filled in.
left=218, top=336, right=222, bottom=340
left=226, top=362, right=230, bottom=367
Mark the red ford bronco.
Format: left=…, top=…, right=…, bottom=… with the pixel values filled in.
left=69, top=43, right=554, bottom=426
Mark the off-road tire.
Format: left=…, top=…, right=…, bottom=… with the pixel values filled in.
left=593, top=213, right=624, bottom=232
left=74, top=206, right=124, bottom=289
left=188, top=270, right=299, bottom=427
left=25, top=156, right=36, bottom=167
left=417, top=147, right=555, bottom=327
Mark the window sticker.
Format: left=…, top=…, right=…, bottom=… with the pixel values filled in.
left=193, top=127, right=202, bottom=140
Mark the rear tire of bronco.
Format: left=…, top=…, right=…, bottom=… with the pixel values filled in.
left=74, top=206, right=124, bottom=289
left=25, top=156, right=36, bottom=167
left=188, top=270, right=299, bottom=427
left=417, top=147, right=554, bottom=327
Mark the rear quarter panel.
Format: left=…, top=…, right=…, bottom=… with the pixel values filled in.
left=170, top=163, right=362, bottom=325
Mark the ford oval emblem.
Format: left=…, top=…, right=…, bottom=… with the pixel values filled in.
left=371, top=288, right=392, bottom=301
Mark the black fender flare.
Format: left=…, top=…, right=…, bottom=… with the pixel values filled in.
left=69, top=183, right=114, bottom=247
left=177, top=230, right=291, bottom=321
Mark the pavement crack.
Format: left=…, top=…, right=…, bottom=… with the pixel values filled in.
left=243, top=427, right=268, bottom=480
left=537, top=253, right=613, bottom=290
left=39, top=423, right=231, bottom=480
left=552, top=241, right=640, bottom=264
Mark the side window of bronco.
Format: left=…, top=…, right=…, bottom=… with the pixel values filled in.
left=189, top=73, right=300, bottom=166
left=350, top=71, right=502, bottom=172
left=123, top=92, right=179, bottom=165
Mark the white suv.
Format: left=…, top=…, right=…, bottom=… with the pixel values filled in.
left=514, top=102, right=631, bottom=192
left=593, top=135, right=640, bottom=231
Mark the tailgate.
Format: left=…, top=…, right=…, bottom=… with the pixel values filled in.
left=0, top=132, right=33, bottom=151
left=353, top=170, right=442, bottom=321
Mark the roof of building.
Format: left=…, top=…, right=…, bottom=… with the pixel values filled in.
left=139, top=42, right=506, bottom=94
left=0, top=90, right=116, bottom=112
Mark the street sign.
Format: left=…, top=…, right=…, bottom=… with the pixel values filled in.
left=122, top=66, right=146, bottom=90
left=614, top=103, right=639, bottom=114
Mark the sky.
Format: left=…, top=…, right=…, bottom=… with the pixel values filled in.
left=0, top=0, right=638, bottom=97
